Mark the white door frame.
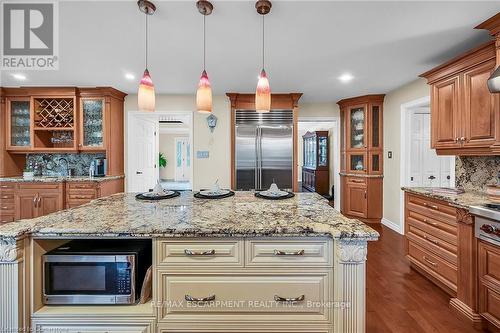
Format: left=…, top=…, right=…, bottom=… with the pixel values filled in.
left=298, top=116, right=341, bottom=212
left=399, top=96, right=455, bottom=234
left=126, top=111, right=194, bottom=192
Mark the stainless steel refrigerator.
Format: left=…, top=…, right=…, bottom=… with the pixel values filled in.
left=235, top=110, right=293, bottom=191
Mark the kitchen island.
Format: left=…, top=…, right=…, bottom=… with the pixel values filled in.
left=0, top=192, right=378, bottom=333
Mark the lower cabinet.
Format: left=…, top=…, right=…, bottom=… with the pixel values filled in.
left=341, top=175, right=382, bottom=223
left=15, top=183, right=64, bottom=220
left=31, top=318, right=155, bottom=333
left=0, top=182, right=15, bottom=224
left=478, top=240, right=500, bottom=329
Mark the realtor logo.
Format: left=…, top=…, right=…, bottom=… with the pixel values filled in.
left=1, top=1, right=59, bottom=70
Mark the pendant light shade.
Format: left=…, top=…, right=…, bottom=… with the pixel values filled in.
left=256, top=69, right=271, bottom=113
left=137, top=0, right=156, bottom=112
left=138, top=69, right=155, bottom=112
left=197, top=70, right=212, bottom=113
left=255, top=0, right=272, bottom=113
left=196, top=0, right=214, bottom=113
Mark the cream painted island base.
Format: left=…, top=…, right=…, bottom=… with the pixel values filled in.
left=0, top=192, right=377, bottom=333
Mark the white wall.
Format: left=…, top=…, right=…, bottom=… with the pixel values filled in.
left=125, top=95, right=339, bottom=191
left=383, top=78, right=430, bottom=228
left=159, top=133, right=188, bottom=180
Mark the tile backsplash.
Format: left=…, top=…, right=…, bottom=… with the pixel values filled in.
left=26, top=153, right=105, bottom=177
left=455, top=156, right=500, bottom=191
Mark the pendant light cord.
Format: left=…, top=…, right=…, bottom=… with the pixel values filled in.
left=262, top=15, right=265, bottom=70
left=203, top=14, right=206, bottom=71
left=145, top=14, right=149, bottom=69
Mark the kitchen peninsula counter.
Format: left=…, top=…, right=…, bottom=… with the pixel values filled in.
left=0, top=191, right=378, bottom=333
left=0, top=175, right=125, bottom=183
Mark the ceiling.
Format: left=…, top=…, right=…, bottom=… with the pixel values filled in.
left=1, top=1, right=499, bottom=102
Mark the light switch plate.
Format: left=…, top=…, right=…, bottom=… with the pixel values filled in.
left=388, top=151, right=393, bottom=159
left=197, top=151, right=209, bottom=159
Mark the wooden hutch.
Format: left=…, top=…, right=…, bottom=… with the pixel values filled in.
left=338, top=94, right=384, bottom=223
left=302, top=131, right=329, bottom=195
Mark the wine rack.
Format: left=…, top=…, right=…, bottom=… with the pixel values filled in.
left=34, top=98, right=75, bottom=128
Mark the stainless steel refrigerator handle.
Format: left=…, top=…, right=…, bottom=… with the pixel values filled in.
left=259, top=127, right=263, bottom=189
left=255, top=126, right=259, bottom=190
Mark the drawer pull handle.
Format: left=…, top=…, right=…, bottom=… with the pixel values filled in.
left=423, top=255, right=437, bottom=267
left=351, top=179, right=364, bottom=183
left=422, top=218, right=438, bottom=226
left=423, top=203, right=439, bottom=210
left=185, top=294, right=216, bottom=302
left=423, top=235, right=439, bottom=245
left=274, top=294, right=305, bottom=302
left=184, top=249, right=216, bottom=256
left=274, top=249, right=305, bottom=256
left=1, top=196, right=10, bottom=199
left=1, top=206, right=9, bottom=209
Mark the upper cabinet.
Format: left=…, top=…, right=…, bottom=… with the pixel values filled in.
left=421, top=13, right=500, bottom=156
left=1, top=87, right=127, bottom=175
left=338, top=95, right=385, bottom=175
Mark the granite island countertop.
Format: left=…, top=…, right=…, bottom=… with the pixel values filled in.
left=0, top=192, right=379, bottom=241
left=402, top=187, right=491, bottom=209
left=0, top=175, right=125, bottom=183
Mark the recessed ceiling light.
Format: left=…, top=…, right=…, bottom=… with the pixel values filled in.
left=338, top=73, right=354, bottom=83
left=125, top=73, right=135, bottom=80
left=11, top=73, right=26, bottom=81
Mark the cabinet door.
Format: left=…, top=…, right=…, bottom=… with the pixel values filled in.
left=347, top=104, right=367, bottom=150
left=15, top=190, right=38, bottom=220
left=431, top=76, right=461, bottom=149
left=345, top=183, right=367, bottom=218
left=478, top=240, right=500, bottom=328
left=79, top=98, right=106, bottom=150
left=346, top=152, right=367, bottom=174
left=462, top=60, right=498, bottom=148
left=369, top=104, right=382, bottom=150
left=38, top=191, right=63, bottom=217
left=6, top=98, right=32, bottom=150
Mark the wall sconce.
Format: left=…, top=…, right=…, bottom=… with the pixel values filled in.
left=206, top=114, right=217, bottom=133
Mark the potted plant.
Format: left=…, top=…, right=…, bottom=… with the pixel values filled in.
left=159, top=153, right=167, bottom=169
left=23, top=162, right=34, bottom=180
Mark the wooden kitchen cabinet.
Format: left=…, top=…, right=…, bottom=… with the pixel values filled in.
left=338, top=95, right=384, bottom=223
left=421, top=41, right=499, bottom=155
left=15, top=183, right=64, bottom=220
left=479, top=239, right=500, bottom=330
left=65, top=178, right=124, bottom=209
left=0, top=182, right=16, bottom=224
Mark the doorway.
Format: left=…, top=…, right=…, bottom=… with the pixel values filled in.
left=399, top=96, right=455, bottom=232
left=297, top=117, right=340, bottom=210
left=127, top=111, right=193, bottom=192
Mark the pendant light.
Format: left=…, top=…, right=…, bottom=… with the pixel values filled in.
left=137, top=0, right=156, bottom=112
left=196, top=0, right=214, bottom=113
left=255, top=0, right=272, bottom=113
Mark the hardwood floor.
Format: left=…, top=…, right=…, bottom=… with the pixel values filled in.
left=366, top=224, right=484, bottom=333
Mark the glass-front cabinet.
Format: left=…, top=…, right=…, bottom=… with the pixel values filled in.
left=7, top=98, right=32, bottom=149
left=80, top=98, right=105, bottom=150
left=302, top=131, right=329, bottom=195
left=348, top=105, right=366, bottom=150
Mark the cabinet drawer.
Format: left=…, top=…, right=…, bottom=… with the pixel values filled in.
left=18, top=183, right=61, bottom=191
left=406, top=226, right=457, bottom=265
left=156, top=239, right=244, bottom=267
left=0, top=214, right=15, bottom=224
left=68, top=192, right=96, bottom=200
left=408, top=241, right=457, bottom=291
left=157, top=271, right=332, bottom=323
left=0, top=183, right=16, bottom=191
left=407, top=194, right=456, bottom=223
left=0, top=193, right=15, bottom=202
left=407, top=210, right=457, bottom=238
left=345, top=177, right=366, bottom=185
left=68, top=183, right=96, bottom=190
left=67, top=199, right=92, bottom=209
left=31, top=320, right=154, bottom=333
left=245, top=239, right=332, bottom=267
left=158, top=326, right=331, bottom=333
left=0, top=203, right=15, bottom=214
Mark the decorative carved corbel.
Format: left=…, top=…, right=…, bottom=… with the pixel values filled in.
left=0, top=239, right=21, bottom=263
left=336, top=239, right=368, bottom=264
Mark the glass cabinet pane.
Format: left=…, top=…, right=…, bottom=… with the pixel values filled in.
left=82, top=99, right=104, bottom=147
left=350, top=107, right=365, bottom=148
left=10, top=101, right=31, bottom=147
left=371, top=154, right=380, bottom=172
left=372, top=106, right=380, bottom=148
left=318, top=136, right=327, bottom=167
left=350, top=154, right=365, bottom=172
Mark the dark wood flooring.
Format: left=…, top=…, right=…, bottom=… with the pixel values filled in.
left=366, top=224, right=484, bottom=333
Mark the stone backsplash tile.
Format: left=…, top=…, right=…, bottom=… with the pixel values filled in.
left=26, top=153, right=105, bottom=177
left=455, top=156, right=500, bottom=191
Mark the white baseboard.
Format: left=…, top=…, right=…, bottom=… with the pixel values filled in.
left=381, top=218, right=404, bottom=235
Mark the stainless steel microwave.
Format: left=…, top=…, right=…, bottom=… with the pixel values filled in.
left=42, top=240, right=151, bottom=305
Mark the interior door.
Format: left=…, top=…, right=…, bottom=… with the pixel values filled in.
left=174, top=137, right=190, bottom=182
left=130, top=116, right=158, bottom=192
left=260, top=125, right=293, bottom=190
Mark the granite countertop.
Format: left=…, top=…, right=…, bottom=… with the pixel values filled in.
left=0, top=175, right=125, bottom=183
left=402, top=187, right=491, bottom=209
left=0, top=192, right=379, bottom=241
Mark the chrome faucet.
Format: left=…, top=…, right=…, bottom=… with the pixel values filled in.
left=59, top=158, right=70, bottom=177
